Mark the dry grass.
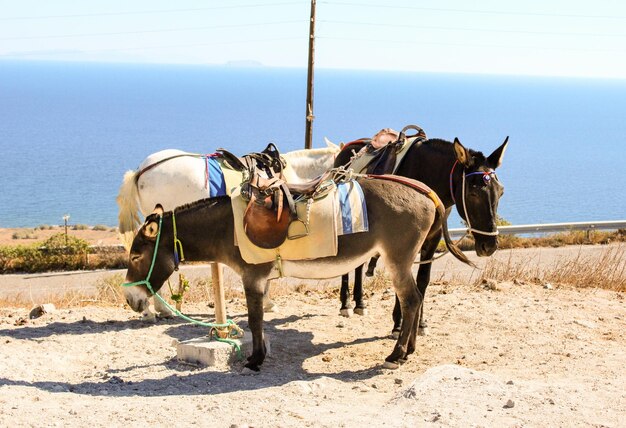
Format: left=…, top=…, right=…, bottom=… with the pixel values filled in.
left=2, top=240, right=624, bottom=311
left=476, top=244, right=626, bottom=291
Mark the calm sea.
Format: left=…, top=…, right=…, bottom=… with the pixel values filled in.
left=1, top=61, right=625, bottom=228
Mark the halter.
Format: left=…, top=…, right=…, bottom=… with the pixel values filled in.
left=449, top=160, right=499, bottom=237
left=121, top=215, right=244, bottom=357
left=172, top=211, right=185, bottom=270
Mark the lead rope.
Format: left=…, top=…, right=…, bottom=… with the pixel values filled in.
left=122, top=215, right=244, bottom=359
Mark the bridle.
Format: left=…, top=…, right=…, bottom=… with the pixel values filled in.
left=121, top=214, right=244, bottom=354
left=449, top=160, right=499, bottom=237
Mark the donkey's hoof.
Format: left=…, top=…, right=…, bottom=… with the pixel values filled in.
left=354, top=307, right=368, bottom=316
left=390, top=330, right=400, bottom=340
left=417, top=326, right=429, bottom=336
left=383, top=360, right=400, bottom=370
left=340, top=308, right=353, bottom=318
left=241, top=366, right=261, bottom=375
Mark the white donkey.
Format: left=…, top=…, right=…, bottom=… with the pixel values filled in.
left=116, top=142, right=339, bottom=317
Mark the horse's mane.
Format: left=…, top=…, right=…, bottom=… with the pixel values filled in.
left=424, top=138, right=485, bottom=161
left=284, top=146, right=339, bottom=159
left=164, top=196, right=230, bottom=216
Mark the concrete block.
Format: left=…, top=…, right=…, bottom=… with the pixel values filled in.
left=176, top=330, right=256, bottom=367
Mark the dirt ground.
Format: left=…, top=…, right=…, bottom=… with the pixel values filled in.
left=1, top=275, right=624, bottom=427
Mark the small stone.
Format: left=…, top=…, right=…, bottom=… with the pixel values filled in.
left=394, top=378, right=403, bottom=385
left=108, top=376, right=124, bottom=385
left=29, top=303, right=56, bottom=319
left=506, top=380, right=514, bottom=385
left=548, top=398, right=555, bottom=405
left=543, top=283, right=553, bottom=290
left=482, top=279, right=499, bottom=291
left=322, top=355, right=332, bottom=363
left=503, top=399, right=515, bottom=409
left=336, top=320, right=345, bottom=328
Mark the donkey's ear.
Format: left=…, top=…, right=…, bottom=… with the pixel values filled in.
left=143, top=221, right=159, bottom=239
left=487, top=136, right=509, bottom=169
left=453, top=138, right=472, bottom=168
left=152, top=204, right=164, bottom=216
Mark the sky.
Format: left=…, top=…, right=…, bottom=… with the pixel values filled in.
left=2, top=0, right=626, bottom=78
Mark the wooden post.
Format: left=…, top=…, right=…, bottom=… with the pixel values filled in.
left=211, top=262, right=227, bottom=325
left=304, top=0, right=316, bottom=149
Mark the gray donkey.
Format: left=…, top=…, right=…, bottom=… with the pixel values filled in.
left=123, top=176, right=448, bottom=372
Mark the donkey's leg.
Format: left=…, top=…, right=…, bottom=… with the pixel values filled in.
left=384, top=268, right=420, bottom=369
left=353, top=264, right=368, bottom=316
left=416, top=234, right=440, bottom=336
left=339, top=274, right=353, bottom=317
left=263, top=279, right=279, bottom=313
left=242, top=274, right=268, bottom=373
left=391, top=296, right=401, bottom=339
left=365, top=254, right=379, bottom=277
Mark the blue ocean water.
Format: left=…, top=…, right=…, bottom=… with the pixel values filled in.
left=0, top=61, right=624, bottom=228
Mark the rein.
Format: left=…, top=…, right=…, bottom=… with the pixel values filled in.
left=449, top=160, right=499, bottom=237
left=136, top=152, right=221, bottom=192
left=122, top=215, right=244, bottom=358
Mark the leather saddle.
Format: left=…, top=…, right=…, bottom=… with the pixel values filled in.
left=218, top=143, right=327, bottom=249
left=365, top=125, right=427, bottom=175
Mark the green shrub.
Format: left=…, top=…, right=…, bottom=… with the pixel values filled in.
left=92, top=224, right=110, bottom=231
left=71, top=224, right=89, bottom=230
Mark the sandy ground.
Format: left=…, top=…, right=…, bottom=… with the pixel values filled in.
left=0, top=245, right=625, bottom=427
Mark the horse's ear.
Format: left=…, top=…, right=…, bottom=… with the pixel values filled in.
left=143, top=221, right=159, bottom=239
left=487, top=136, right=509, bottom=169
left=152, top=204, right=164, bottom=216
left=453, top=138, right=471, bottom=168
left=324, top=137, right=339, bottom=151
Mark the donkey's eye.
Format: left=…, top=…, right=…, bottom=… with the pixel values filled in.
left=130, top=254, right=141, bottom=263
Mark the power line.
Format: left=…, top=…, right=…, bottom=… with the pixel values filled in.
left=0, top=21, right=305, bottom=41
left=317, top=35, right=626, bottom=53
left=319, top=19, right=626, bottom=38
left=0, top=2, right=307, bottom=21
left=3, top=37, right=305, bottom=56
left=319, top=1, right=626, bottom=20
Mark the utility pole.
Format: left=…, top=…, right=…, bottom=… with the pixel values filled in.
left=304, top=0, right=316, bottom=149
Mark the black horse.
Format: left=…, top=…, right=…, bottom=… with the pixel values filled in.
left=334, top=136, right=508, bottom=336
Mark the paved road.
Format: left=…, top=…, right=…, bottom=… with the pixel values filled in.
left=0, top=244, right=619, bottom=304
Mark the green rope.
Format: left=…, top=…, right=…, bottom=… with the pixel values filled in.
left=122, top=215, right=244, bottom=360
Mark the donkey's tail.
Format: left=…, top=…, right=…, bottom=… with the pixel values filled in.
left=441, top=209, right=476, bottom=268
left=116, top=170, right=141, bottom=251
